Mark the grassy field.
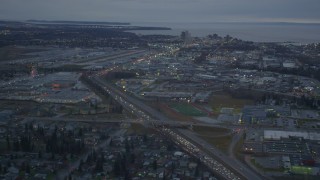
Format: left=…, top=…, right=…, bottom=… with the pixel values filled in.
left=234, top=134, right=245, bottom=161
left=199, top=135, right=233, bottom=152
left=150, top=102, right=196, bottom=123
left=194, top=126, right=234, bottom=153
left=170, top=103, right=206, bottom=116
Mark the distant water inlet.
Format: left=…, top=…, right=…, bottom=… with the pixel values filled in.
left=129, top=22, right=320, bottom=44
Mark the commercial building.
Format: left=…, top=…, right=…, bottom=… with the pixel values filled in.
left=264, top=130, right=320, bottom=141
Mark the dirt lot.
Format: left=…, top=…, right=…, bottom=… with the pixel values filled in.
left=209, top=91, right=254, bottom=112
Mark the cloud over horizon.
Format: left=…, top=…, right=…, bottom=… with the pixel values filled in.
left=1, top=0, right=320, bottom=23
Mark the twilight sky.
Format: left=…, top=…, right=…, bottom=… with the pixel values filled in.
left=1, top=0, right=320, bottom=23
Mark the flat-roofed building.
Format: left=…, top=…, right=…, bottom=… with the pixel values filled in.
left=264, top=130, right=320, bottom=141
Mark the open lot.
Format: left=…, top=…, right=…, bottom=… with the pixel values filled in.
left=193, top=126, right=235, bottom=155
left=151, top=102, right=196, bottom=123
left=209, top=92, right=254, bottom=112
left=126, top=123, right=155, bottom=135
left=199, top=135, right=233, bottom=152
left=0, top=46, right=45, bottom=61
left=193, top=125, right=230, bottom=136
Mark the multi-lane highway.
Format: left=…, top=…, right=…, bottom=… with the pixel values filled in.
left=72, top=49, right=264, bottom=179
left=84, top=73, right=263, bottom=180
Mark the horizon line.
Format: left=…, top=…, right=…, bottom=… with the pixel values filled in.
left=1, top=19, right=320, bottom=25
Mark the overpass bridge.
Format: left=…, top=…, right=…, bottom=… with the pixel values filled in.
left=21, top=116, right=232, bottom=130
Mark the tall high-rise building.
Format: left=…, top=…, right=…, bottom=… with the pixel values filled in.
left=180, top=31, right=192, bottom=44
